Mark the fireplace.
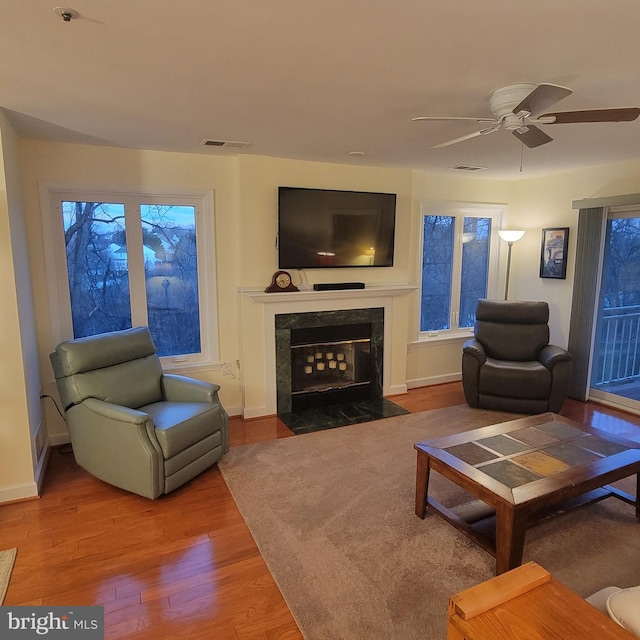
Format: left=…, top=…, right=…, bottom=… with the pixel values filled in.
left=275, top=308, right=384, bottom=416
left=239, top=284, right=416, bottom=421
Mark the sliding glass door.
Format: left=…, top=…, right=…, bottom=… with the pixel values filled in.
left=590, top=207, right=640, bottom=411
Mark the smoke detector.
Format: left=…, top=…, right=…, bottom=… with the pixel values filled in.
left=54, top=7, right=79, bottom=21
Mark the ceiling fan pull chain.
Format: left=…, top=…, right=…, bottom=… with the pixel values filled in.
left=520, top=142, right=524, bottom=173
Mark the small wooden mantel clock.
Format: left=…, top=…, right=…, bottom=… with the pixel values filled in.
left=265, top=270, right=299, bottom=293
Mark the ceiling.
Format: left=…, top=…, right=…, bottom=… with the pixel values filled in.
left=3, top=1, right=640, bottom=180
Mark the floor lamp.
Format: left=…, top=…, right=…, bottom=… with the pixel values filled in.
left=498, top=230, right=525, bottom=300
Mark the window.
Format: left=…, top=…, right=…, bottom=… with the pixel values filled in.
left=43, top=187, right=219, bottom=367
left=590, top=206, right=640, bottom=409
left=419, top=203, right=502, bottom=338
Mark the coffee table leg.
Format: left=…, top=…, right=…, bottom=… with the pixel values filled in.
left=415, top=451, right=431, bottom=519
left=495, top=505, right=527, bottom=575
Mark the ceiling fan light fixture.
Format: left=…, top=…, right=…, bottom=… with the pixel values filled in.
left=416, top=82, right=639, bottom=153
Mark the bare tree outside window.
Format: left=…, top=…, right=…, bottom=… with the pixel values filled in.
left=591, top=216, right=640, bottom=388
left=62, top=201, right=201, bottom=357
left=421, top=215, right=491, bottom=332
left=421, top=215, right=454, bottom=331
left=63, top=201, right=131, bottom=337
left=460, top=217, right=491, bottom=327
left=602, top=217, right=640, bottom=308
left=141, top=204, right=200, bottom=356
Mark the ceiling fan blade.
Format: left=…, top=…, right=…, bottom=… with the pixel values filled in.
left=431, top=126, right=500, bottom=149
left=513, top=83, right=573, bottom=117
left=412, top=116, right=498, bottom=124
left=512, top=125, right=553, bottom=148
left=540, top=107, right=640, bottom=124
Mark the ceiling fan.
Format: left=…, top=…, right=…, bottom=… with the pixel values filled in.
left=413, top=83, right=640, bottom=149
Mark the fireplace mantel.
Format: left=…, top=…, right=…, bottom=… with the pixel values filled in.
left=238, top=283, right=417, bottom=419
left=241, top=284, right=416, bottom=304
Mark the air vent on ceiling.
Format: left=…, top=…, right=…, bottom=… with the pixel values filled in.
left=449, top=164, right=487, bottom=172
left=201, top=139, right=250, bottom=149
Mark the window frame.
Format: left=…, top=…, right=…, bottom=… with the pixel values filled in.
left=418, top=201, right=504, bottom=341
left=41, top=183, right=220, bottom=370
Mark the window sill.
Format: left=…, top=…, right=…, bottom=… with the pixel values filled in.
left=161, top=360, right=224, bottom=375
left=411, top=329, right=474, bottom=346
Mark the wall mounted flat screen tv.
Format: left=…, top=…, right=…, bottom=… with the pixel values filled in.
left=278, top=187, right=396, bottom=269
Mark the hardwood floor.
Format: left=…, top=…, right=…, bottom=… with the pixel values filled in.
left=1, top=383, right=639, bottom=639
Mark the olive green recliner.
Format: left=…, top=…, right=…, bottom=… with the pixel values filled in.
left=462, top=299, right=572, bottom=414
left=50, top=326, right=229, bottom=499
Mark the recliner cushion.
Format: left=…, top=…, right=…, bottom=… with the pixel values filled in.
left=474, top=299, right=551, bottom=361
left=51, top=326, right=157, bottom=375
left=479, top=358, right=551, bottom=400
left=50, top=327, right=164, bottom=409
left=61, top=356, right=163, bottom=409
left=141, top=401, right=223, bottom=458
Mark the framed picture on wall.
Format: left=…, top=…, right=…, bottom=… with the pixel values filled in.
left=540, top=227, right=569, bottom=279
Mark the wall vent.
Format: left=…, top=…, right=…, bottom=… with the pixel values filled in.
left=449, top=164, right=487, bottom=172
left=201, top=139, right=250, bottom=149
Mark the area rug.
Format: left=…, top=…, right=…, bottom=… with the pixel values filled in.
left=0, top=548, right=17, bottom=604
left=219, top=405, right=640, bottom=640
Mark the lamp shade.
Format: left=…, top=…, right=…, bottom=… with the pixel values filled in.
left=498, top=229, right=526, bottom=243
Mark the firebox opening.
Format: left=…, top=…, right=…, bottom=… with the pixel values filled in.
left=290, top=322, right=372, bottom=411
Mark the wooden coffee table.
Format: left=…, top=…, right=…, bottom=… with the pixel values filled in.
left=415, top=412, right=640, bottom=574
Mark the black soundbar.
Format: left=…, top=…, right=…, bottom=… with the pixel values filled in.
left=313, top=282, right=365, bottom=291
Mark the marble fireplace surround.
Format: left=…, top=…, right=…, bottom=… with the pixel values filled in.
left=239, top=285, right=416, bottom=419
left=275, top=307, right=384, bottom=415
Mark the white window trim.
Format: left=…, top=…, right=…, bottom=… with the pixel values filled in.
left=417, top=200, right=505, bottom=342
left=40, top=182, right=220, bottom=368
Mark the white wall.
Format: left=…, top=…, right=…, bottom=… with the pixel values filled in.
left=231, top=155, right=415, bottom=414
left=406, top=160, right=640, bottom=388
left=7, top=135, right=640, bottom=503
left=508, top=158, right=640, bottom=346
left=0, top=113, right=41, bottom=502
left=405, top=170, right=512, bottom=387
left=19, top=141, right=244, bottom=441
left=235, top=155, right=414, bottom=287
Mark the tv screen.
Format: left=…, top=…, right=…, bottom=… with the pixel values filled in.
left=278, top=187, right=396, bottom=269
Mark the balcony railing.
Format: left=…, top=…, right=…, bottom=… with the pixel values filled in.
left=594, top=305, right=640, bottom=385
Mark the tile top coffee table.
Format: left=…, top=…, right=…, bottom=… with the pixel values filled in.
left=414, top=412, right=640, bottom=574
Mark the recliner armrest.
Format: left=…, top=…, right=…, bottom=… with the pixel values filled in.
left=82, top=397, right=150, bottom=423
left=161, top=373, right=221, bottom=403
left=463, top=339, right=487, bottom=365
left=539, top=344, right=572, bottom=371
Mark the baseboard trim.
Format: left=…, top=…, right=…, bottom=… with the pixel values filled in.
left=406, top=373, right=461, bottom=389
left=0, top=481, right=39, bottom=504
left=49, top=433, right=71, bottom=446
left=387, top=384, right=408, bottom=396
left=225, top=405, right=242, bottom=417
left=34, top=440, right=52, bottom=495
left=242, top=406, right=270, bottom=420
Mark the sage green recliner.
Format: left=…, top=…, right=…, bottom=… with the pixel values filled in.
left=50, top=326, right=229, bottom=499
